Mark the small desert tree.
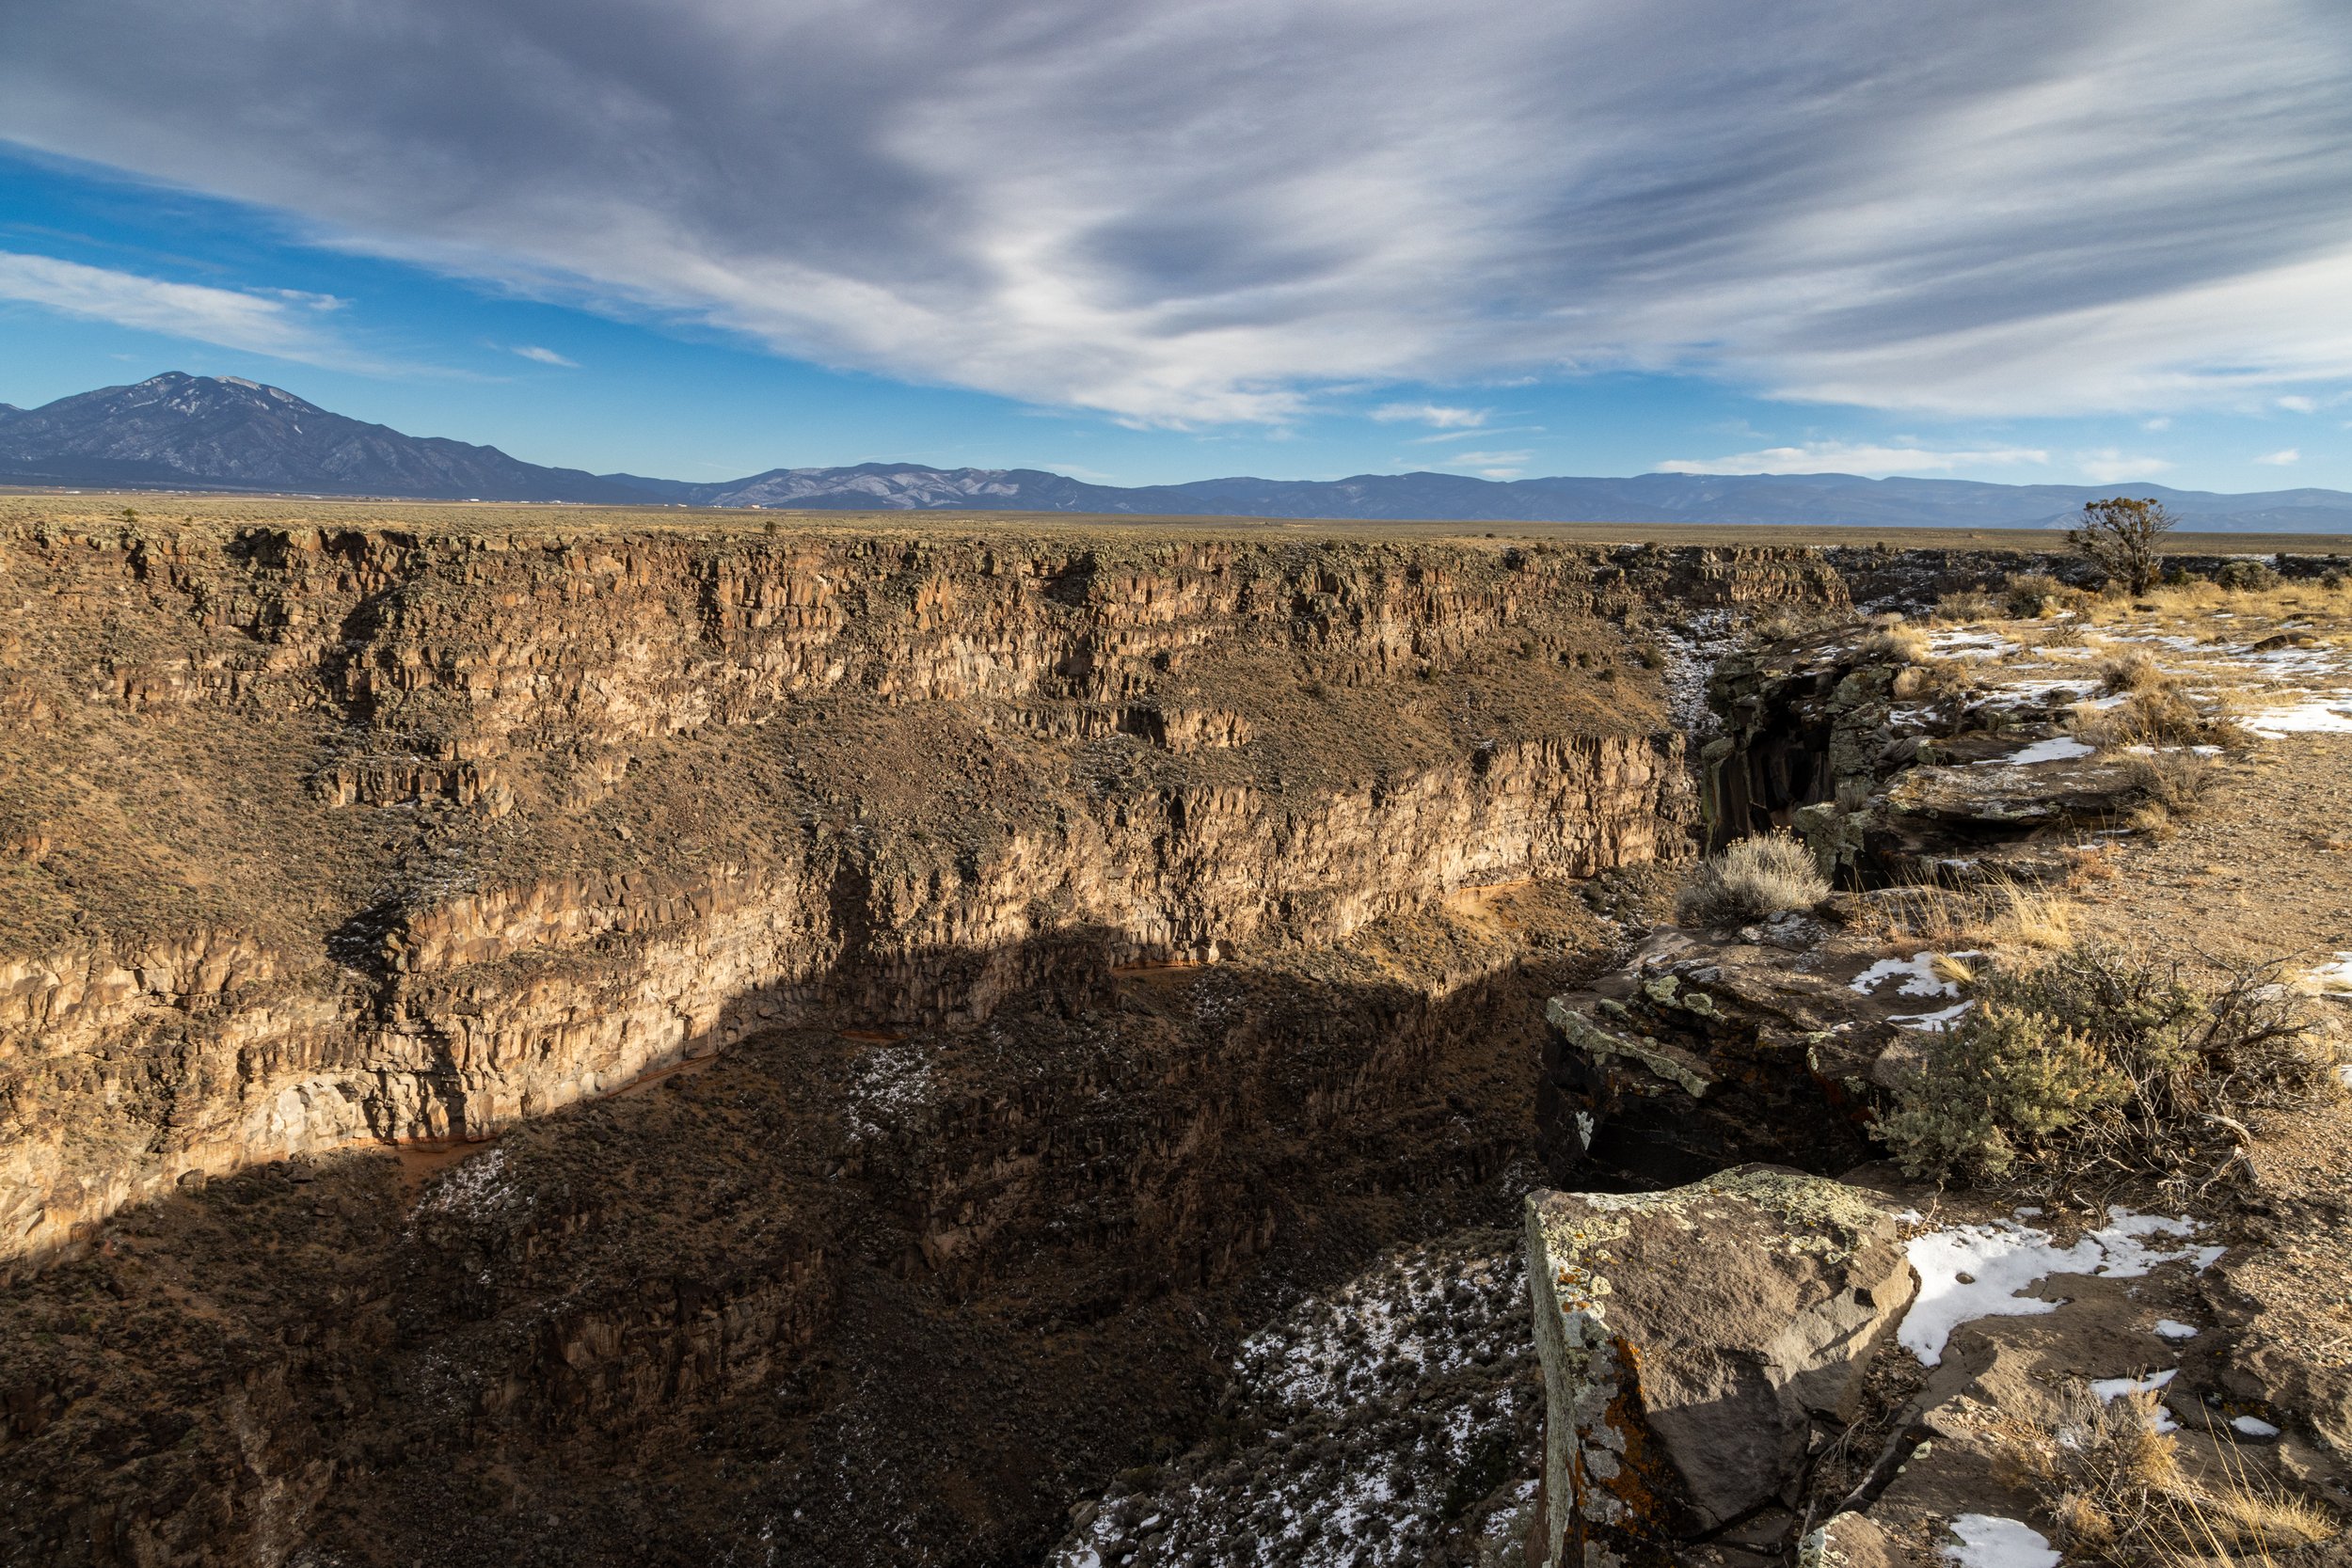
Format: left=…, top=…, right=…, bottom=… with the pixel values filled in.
left=2069, top=497, right=2175, bottom=595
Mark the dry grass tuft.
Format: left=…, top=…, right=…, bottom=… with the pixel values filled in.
left=1933, top=587, right=2005, bottom=622
left=1992, top=1385, right=2335, bottom=1566
left=1861, top=625, right=1932, bottom=664
left=2031, top=619, right=2090, bottom=648
left=2127, top=752, right=2219, bottom=816
left=2062, top=843, right=2124, bottom=885
left=2073, top=690, right=2219, bottom=752
left=1991, top=878, right=2078, bottom=950
left=1678, top=830, right=1831, bottom=927
left=1851, top=873, right=2077, bottom=956
left=2098, top=648, right=2173, bottom=694
left=1750, top=604, right=1860, bottom=642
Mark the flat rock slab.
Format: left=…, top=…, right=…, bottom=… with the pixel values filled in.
left=1525, top=1168, right=1917, bottom=1567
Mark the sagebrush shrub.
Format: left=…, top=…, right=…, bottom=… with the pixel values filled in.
left=1876, top=1002, right=2123, bottom=1180
left=1932, top=589, right=2002, bottom=622
left=2004, top=571, right=2070, bottom=619
left=1677, top=831, right=1831, bottom=927
left=2123, top=752, right=2217, bottom=816
left=2215, top=559, right=2280, bottom=592
left=1876, top=942, right=2330, bottom=1183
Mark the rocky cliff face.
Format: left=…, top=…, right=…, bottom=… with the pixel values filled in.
left=0, top=522, right=1864, bottom=1269
left=0, top=511, right=1866, bottom=1566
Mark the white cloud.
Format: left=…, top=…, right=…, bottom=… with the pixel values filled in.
left=2276, top=395, right=2319, bottom=413
left=1660, top=441, right=2049, bottom=477
left=1372, top=403, right=1487, bottom=428
left=1409, top=423, right=1541, bottom=444
left=2142, top=416, right=2173, bottom=431
left=1436, top=449, right=1533, bottom=468
left=512, top=344, right=578, bottom=366
left=2255, top=447, right=2301, bottom=465
left=2077, top=449, right=2176, bottom=483
left=3, top=2, right=2351, bottom=421
left=0, top=250, right=367, bottom=367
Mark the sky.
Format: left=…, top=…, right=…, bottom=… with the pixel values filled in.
left=1, top=0, right=2349, bottom=492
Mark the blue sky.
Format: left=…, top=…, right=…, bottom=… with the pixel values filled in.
left=2, top=1, right=2348, bottom=493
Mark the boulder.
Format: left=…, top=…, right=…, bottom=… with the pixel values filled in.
left=1524, top=1168, right=1917, bottom=1568
left=1535, top=934, right=1902, bottom=1190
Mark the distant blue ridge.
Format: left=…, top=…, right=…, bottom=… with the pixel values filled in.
left=8, top=372, right=2349, bottom=531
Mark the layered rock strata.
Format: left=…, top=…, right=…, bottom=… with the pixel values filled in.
left=0, top=522, right=1856, bottom=1266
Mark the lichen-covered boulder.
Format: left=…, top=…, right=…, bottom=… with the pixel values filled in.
left=1523, top=1168, right=1916, bottom=1568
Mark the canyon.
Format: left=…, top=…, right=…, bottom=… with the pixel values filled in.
left=0, top=499, right=1851, bottom=1566
left=8, top=499, right=2344, bottom=1568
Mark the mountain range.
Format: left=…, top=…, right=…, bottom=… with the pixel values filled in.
left=5, top=372, right=2349, bottom=531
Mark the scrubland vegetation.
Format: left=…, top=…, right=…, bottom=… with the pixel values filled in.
left=1993, top=1385, right=2337, bottom=1565
left=1874, top=942, right=2334, bottom=1184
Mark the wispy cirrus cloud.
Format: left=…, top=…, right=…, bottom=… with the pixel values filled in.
left=511, top=344, right=578, bottom=367
left=2255, top=447, right=2301, bottom=465
left=1, top=2, right=2349, bottom=423
left=1372, top=403, right=1487, bottom=428
left=1431, top=448, right=1533, bottom=478
left=1660, top=441, right=2049, bottom=477
left=0, top=250, right=371, bottom=367
left=2076, top=449, right=2176, bottom=483
left=1408, top=424, right=1542, bottom=445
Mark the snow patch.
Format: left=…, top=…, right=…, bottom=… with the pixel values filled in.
left=2090, top=1368, right=2180, bottom=1432
left=1943, top=1513, right=2059, bottom=1568
left=845, top=1041, right=934, bottom=1143
left=2302, top=954, right=2352, bottom=994
left=415, top=1146, right=521, bottom=1222
left=2154, top=1318, right=2200, bottom=1339
left=1851, top=951, right=1976, bottom=1000
left=1976, top=736, right=2094, bottom=767
left=1899, top=1210, right=2220, bottom=1366
left=1930, top=631, right=2022, bottom=658
left=2246, top=698, right=2352, bottom=736
left=2233, top=1415, right=2282, bottom=1438
left=1890, top=1000, right=1974, bottom=1033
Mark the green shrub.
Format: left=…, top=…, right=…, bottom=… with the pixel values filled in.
left=2215, top=559, right=2280, bottom=592
left=1876, top=1003, right=2122, bottom=1180
left=1876, top=943, right=2329, bottom=1183
left=1678, top=830, right=1831, bottom=927
left=2003, top=571, right=2070, bottom=619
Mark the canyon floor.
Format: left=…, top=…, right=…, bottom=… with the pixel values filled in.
left=5, top=499, right=2352, bottom=1567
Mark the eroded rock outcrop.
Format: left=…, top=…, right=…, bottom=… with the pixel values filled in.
left=1533, top=910, right=2016, bottom=1193
left=1699, top=630, right=2148, bottom=881
left=1523, top=1167, right=1916, bottom=1567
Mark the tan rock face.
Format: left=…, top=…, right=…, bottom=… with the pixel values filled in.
left=0, top=521, right=1844, bottom=1268
left=1524, top=1168, right=1916, bottom=1567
